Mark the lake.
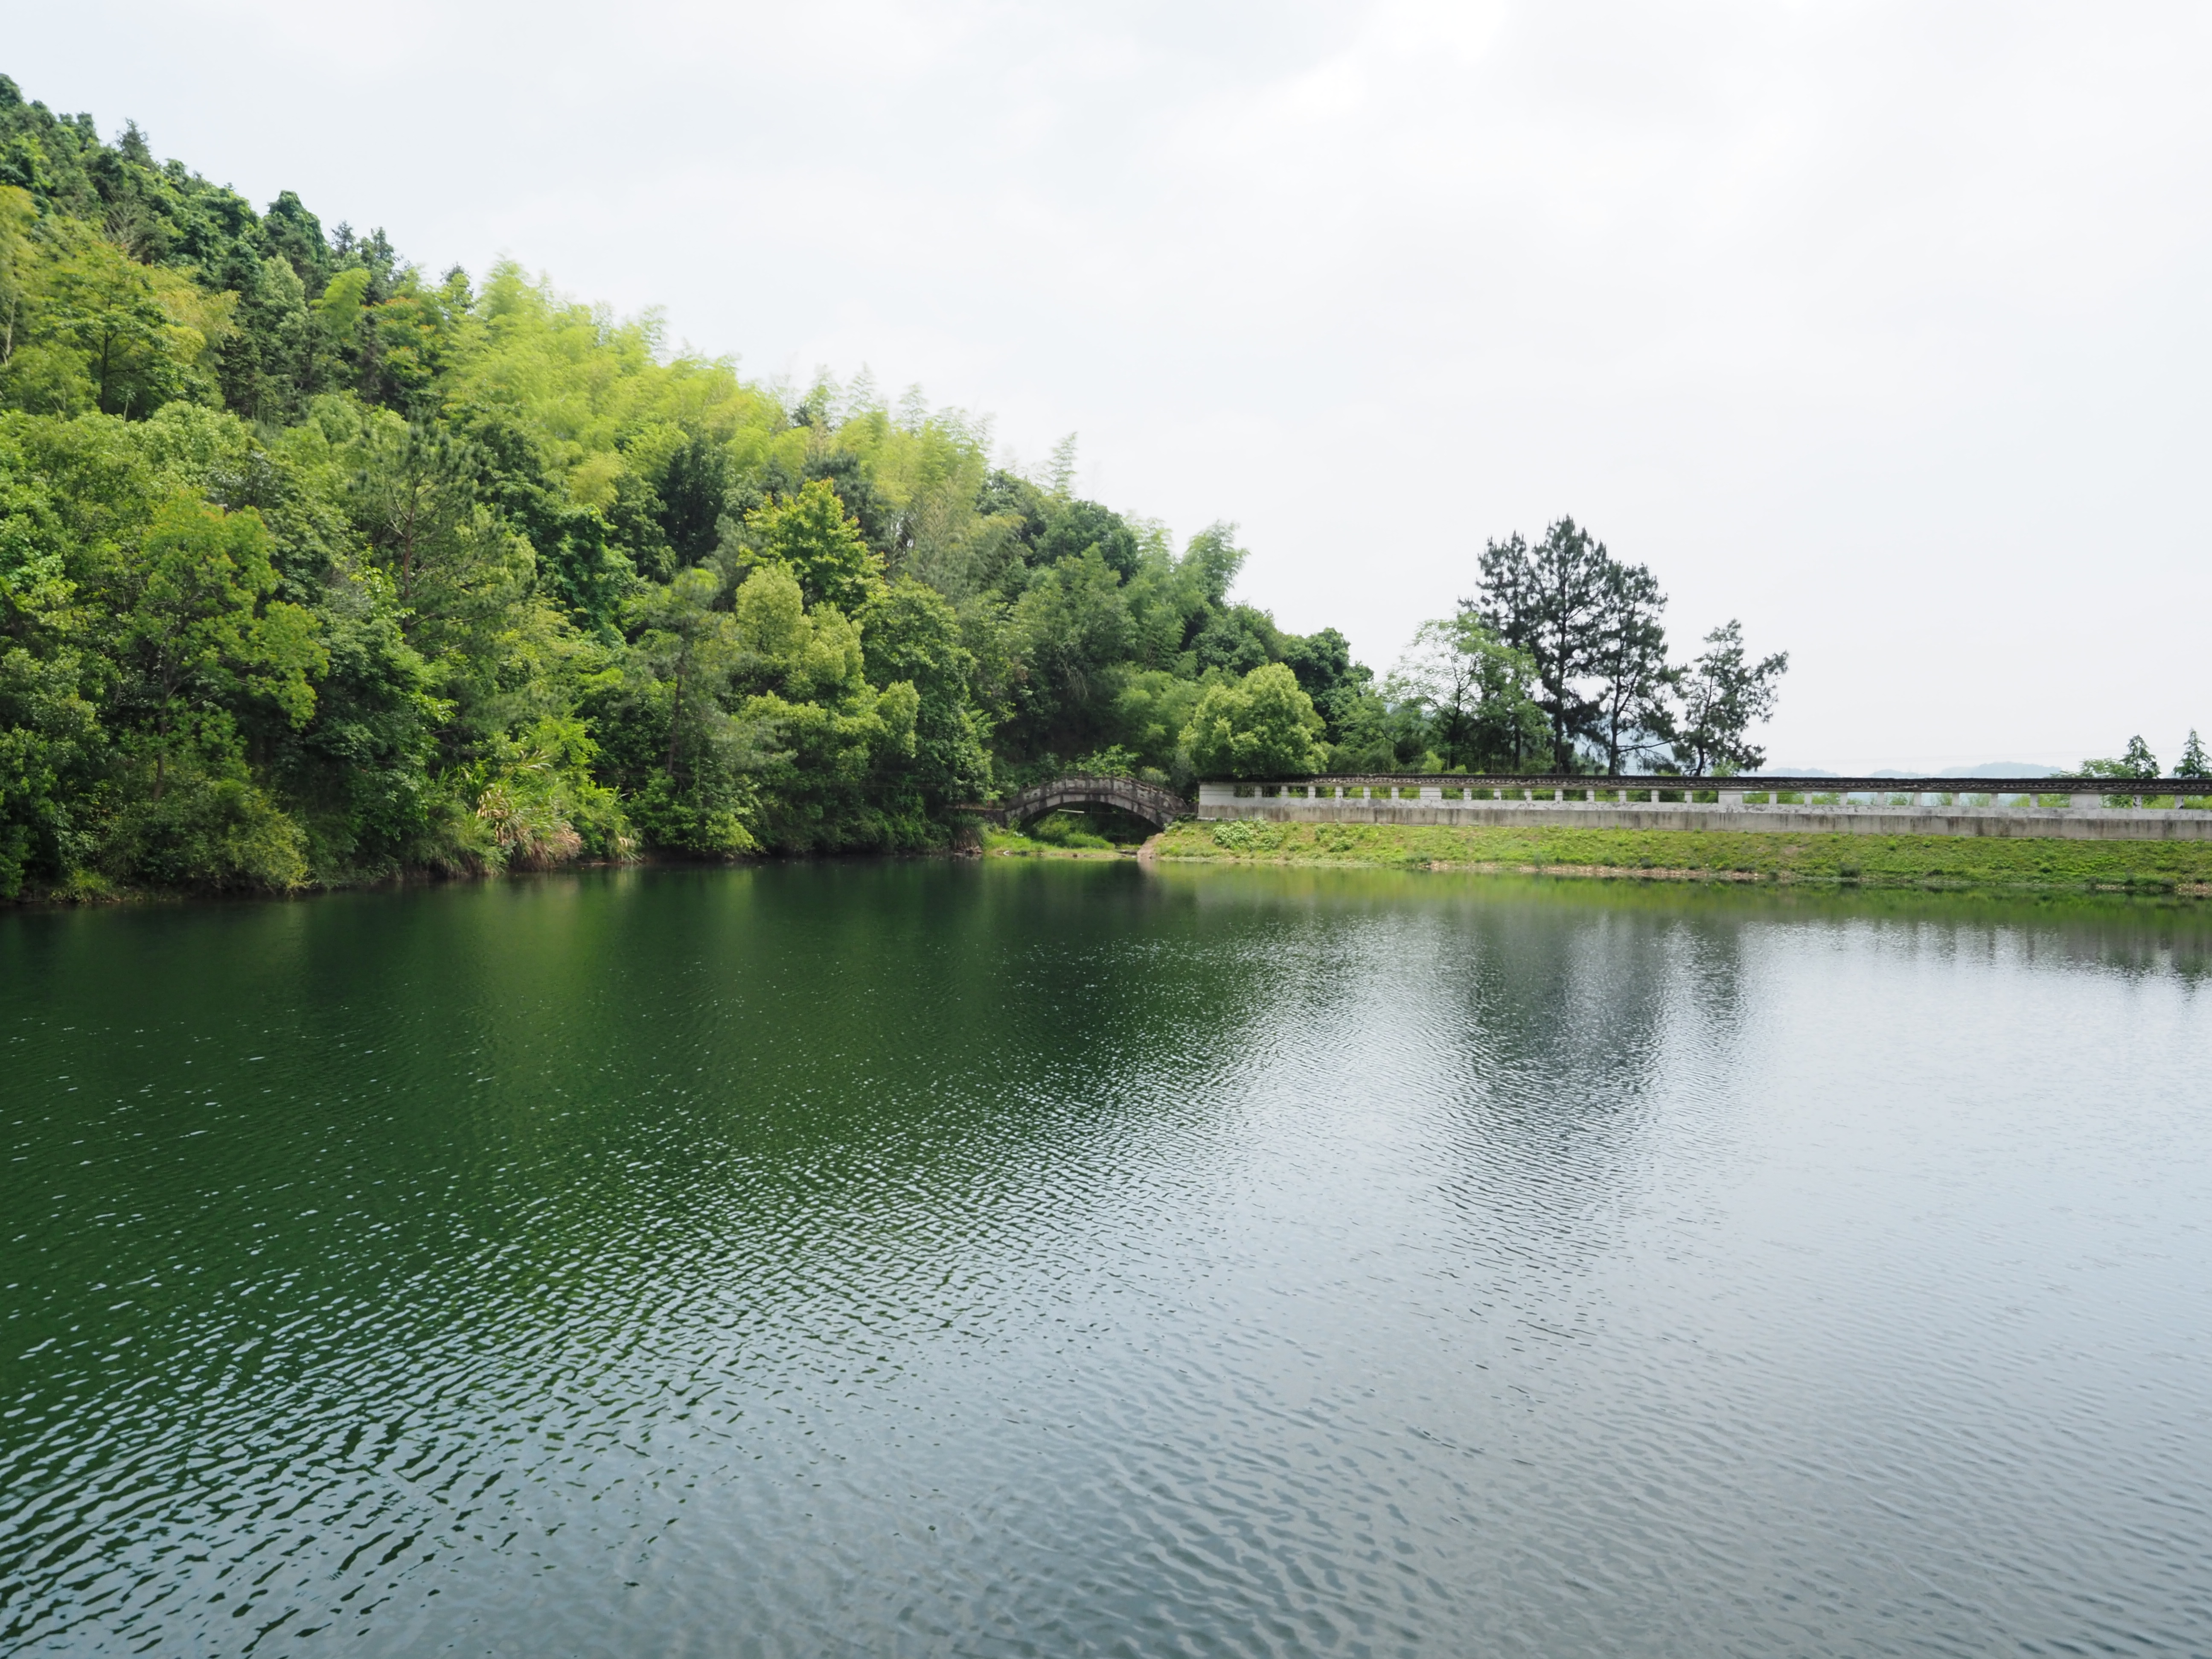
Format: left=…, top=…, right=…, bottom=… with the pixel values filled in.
left=3, top=863, right=2209, bottom=1656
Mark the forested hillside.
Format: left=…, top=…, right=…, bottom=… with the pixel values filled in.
left=0, top=77, right=1434, bottom=897
left=0, top=77, right=1823, bottom=900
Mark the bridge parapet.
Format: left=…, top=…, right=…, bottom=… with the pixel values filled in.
left=988, top=774, right=1190, bottom=832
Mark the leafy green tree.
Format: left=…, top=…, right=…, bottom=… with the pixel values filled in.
left=261, top=190, right=333, bottom=291
left=1182, top=662, right=1327, bottom=778
left=1278, top=627, right=1370, bottom=743
left=0, top=209, right=224, bottom=419
left=2179, top=730, right=2207, bottom=779
left=0, top=443, right=99, bottom=895
left=1177, top=521, right=1246, bottom=609
left=604, top=565, right=756, bottom=855
left=217, top=254, right=313, bottom=422
left=0, top=640, right=97, bottom=896
left=860, top=577, right=991, bottom=810
left=1323, top=685, right=1426, bottom=772
left=277, top=568, right=448, bottom=873
left=653, top=430, right=733, bottom=568
left=456, top=408, right=636, bottom=634
left=1035, top=497, right=1140, bottom=580
left=731, top=562, right=918, bottom=849
left=0, top=185, right=30, bottom=372
left=49, top=240, right=187, bottom=417
left=343, top=415, right=521, bottom=644
left=1112, top=668, right=1205, bottom=780
left=1671, top=620, right=1787, bottom=776
left=356, top=266, right=468, bottom=415
left=2078, top=736, right=2160, bottom=783
left=1191, top=602, right=1281, bottom=676
left=99, top=498, right=324, bottom=886
left=1388, top=615, right=1548, bottom=772
left=1007, top=546, right=1128, bottom=762
left=745, top=477, right=882, bottom=614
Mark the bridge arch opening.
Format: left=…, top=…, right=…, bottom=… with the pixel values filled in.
left=1011, top=803, right=1161, bottom=847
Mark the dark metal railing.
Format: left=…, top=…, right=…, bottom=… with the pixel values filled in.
left=1205, top=774, right=2211, bottom=798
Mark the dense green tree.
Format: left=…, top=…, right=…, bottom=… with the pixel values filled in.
left=1191, top=602, right=1281, bottom=676
left=745, top=478, right=883, bottom=614
left=216, top=254, right=313, bottom=421
left=614, top=564, right=758, bottom=855
left=1472, top=518, right=1612, bottom=769
left=654, top=430, right=732, bottom=568
left=1035, top=497, right=1140, bottom=581
left=1006, top=546, right=1128, bottom=763
left=1278, top=626, right=1372, bottom=743
left=1182, top=662, right=1327, bottom=779
left=97, top=498, right=324, bottom=888
left=730, top=562, right=919, bottom=849
left=859, top=578, right=991, bottom=810
left=0, top=431, right=98, bottom=894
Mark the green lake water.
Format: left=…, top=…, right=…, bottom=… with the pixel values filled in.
left=3, top=863, right=2209, bottom=1656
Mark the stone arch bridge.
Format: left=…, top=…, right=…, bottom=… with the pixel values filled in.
left=979, top=775, right=1190, bottom=832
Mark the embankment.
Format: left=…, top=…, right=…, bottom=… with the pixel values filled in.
left=1148, top=819, right=2212, bottom=895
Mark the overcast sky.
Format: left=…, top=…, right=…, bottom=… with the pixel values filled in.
left=9, top=0, right=2209, bottom=769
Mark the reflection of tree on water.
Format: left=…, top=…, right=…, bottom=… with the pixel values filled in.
left=0, top=859, right=1295, bottom=1655
left=1141, top=873, right=1749, bottom=1387
left=1377, top=888, right=1751, bottom=1335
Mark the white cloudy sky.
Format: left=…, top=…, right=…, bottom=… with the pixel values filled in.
left=10, top=0, right=2209, bottom=769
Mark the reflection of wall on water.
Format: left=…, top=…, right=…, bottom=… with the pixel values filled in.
left=1994, top=908, right=2212, bottom=983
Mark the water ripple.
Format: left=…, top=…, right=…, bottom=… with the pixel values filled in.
left=2, top=866, right=2209, bottom=1655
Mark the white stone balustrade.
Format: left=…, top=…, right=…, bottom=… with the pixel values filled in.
left=1193, top=777, right=2212, bottom=842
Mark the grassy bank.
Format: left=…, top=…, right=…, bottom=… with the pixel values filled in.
left=979, top=818, right=1141, bottom=859
left=1149, top=819, right=2212, bottom=895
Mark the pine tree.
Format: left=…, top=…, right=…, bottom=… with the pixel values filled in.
left=2180, top=729, right=2208, bottom=779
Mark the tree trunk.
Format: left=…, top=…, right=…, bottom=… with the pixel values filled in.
left=663, top=640, right=692, bottom=780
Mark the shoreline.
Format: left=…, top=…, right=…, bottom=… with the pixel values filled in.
left=20, top=823, right=2212, bottom=908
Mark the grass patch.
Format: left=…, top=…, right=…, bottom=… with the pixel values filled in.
left=1151, top=820, right=2212, bottom=895
left=983, top=813, right=1136, bottom=859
